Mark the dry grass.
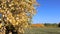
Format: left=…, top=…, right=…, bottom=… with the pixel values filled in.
left=24, top=28, right=60, bottom=34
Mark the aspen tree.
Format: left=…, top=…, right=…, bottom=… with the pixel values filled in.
left=0, top=0, right=38, bottom=34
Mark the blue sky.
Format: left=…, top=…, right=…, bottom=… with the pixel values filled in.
left=32, top=0, right=60, bottom=24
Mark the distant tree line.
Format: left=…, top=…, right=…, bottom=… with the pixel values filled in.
left=44, top=23, right=60, bottom=27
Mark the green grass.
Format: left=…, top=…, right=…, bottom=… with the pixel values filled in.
left=24, top=27, right=60, bottom=34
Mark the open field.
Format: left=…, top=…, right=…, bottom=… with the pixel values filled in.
left=24, top=27, right=60, bottom=34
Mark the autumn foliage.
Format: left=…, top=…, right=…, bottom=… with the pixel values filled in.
left=0, top=0, right=38, bottom=34
left=31, top=24, right=45, bottom=28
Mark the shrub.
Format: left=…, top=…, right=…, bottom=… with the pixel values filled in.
left=58, top=23, right=60, bottom=27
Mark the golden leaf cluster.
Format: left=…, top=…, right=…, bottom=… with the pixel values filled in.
left=0, top=0, right=38, bottom=33
left=0, top=0, right=37, bottom=26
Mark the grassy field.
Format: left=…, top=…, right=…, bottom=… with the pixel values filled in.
left=24, top=27, right=60, bottom=34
